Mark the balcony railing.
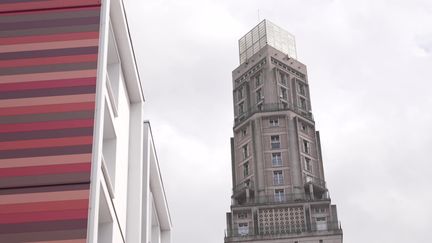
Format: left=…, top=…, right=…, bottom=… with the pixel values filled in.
left=304, top=175, right=326, bottom=189
left=225, top=221, right=342, bottom=239
left=233, top=180, right=254, bottom=195
left=235, top=102, right=313, bottom=126
left=232, top=192, right=330, bottom=207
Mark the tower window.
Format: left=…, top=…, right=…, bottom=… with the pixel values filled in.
left=271, top=135, right=280, bottom=149
left=256, top=88, right=263, bottom=103
left=305, top=157, right=312, bottom=172
left=271, top=152, right=282, bottom=166
left=274, top=189, right=285, bottom=202
left=269, top=118, right=279, bottom=127
left=298, top=83, right=306, bottom=95
left=238, top=223, right=249, bottom=236
left=279, top=72, right=287, bottom=85
left=237, top=88, right=244, bottom=101
left=273, top=170, right=284, bottom=185
left=280, top=87, right=287, bottom=100
left=302, top=139, right=310, bottom=154
left=255, top=74, right=262, bottom=87
left=299, top=97, right=307, bottom=110
left=243, top=162, right=249, bottom=177
left=239, top=102, right=244, bottom=115
left=242, top=144, right=249, bottom=159
left=238, top=212, right=247, bottom=219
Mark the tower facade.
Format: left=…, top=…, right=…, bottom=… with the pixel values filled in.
left=225, top=20, right=343, bottom=243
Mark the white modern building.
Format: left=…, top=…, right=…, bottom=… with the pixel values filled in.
left=0, top=0, right=172, bottom=242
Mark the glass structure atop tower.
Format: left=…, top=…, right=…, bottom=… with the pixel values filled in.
left=238, top=19, right=297, bottom=64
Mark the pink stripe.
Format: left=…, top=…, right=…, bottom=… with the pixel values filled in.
left=0, top=209, right=89, bottom=224
left=0, top=54, right=98, bottom=68
left=0, top=163, right=91, bottom=177
left=0, top=77, right=96, bottom=92
left=0, top=69, right=96, bottom=84
left=0, top=154, right=92, bottom=169
left=0, top=119, right=94, bottom=133
left=0, top=93, right=95, bottom=108
left=0, top=136, right=93, bottom=151
left=0, top=190, right=89, bottom=205
left=0, top=39, right=99, bottom=53
left=0, top=32, right=99, bottom=45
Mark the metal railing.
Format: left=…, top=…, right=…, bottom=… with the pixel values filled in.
left=225, top=221, right=342, bottom=238
left=235, top=102, right=313, bottom=126
left=232, top=192, right=330, bottom=206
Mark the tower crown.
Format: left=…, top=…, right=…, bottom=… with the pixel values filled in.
left=238, top=19, right=297, bottom=64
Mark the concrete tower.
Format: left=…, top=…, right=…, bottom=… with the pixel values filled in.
left=225, top=20, right=343, bottom=243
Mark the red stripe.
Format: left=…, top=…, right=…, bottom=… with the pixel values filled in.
left=0, top=136, right=93, bottom=150
left=0, top=0, right=101, bottom=14
left=0, top=209, right=89, bottom=224
left=0, top=163, right=91, bottom=177
left=0, top=102, right=95, bottom=116
left=0, top=77, right=96, bottom=92
left=0, top=32, right=99, bottom=45
left=0, top=54, right=98, bottom=68
left=0, top=199, right=89, bottom=214
left=0, top=119, right=94, bottom=133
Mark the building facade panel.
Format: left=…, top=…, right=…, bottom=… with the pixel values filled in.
left=0, top=3, right=101, bottom=242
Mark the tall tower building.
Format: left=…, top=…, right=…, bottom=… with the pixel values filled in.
left=225, top=20, right=343, bottom=243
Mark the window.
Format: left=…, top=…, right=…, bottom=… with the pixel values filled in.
left=241, top=129, right=247, bottom=137
left=269, top=118, right=279, bottom=127
left=279, top=72, right=287, bottom=85
left=274, top=189, right=285, bottom=202
left=301, top=123, right=308, bottom=132
left=304, top=157, right=312, bottom=172
left=316, top=217, right=327, bottom=231
left=243, top=162, right=249, bottom=177
left=299, top=97, right=307, bottom=110
left=271, top=135, right=280, bottom=149
left=298, top=83, right=306, bottom=95
left=238, top=212, right=247, bottom=219
left=282, top=101, right=289, bottom=109
left=238, top=223, right=249, bottom=236
left=280, top=87, right=287, bottom=100
left=273, top=170, right=284, bottom=185
left=242, top=144, right=248, bottom=159
left=302, top=139, right=310, bottom=154
left=255, top=74, right=262, bottom=87
left=271, top=153, right=282, bottom=166
left=237, top=88, right=243, bottom=101
left=239, top=102, right=244, bottom=115
left=256, top=89, right=263, bottom=103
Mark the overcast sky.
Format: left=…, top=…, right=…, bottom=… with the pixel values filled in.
left=123, top=0, right=432, bottom=242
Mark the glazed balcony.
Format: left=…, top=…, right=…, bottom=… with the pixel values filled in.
left=231, top=192, right=330, bottom=207
left=235, top=102, right=313, bottom=126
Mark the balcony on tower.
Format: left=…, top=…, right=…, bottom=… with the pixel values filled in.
left=232, top=180, right=255, bottom=205
left=304, top=175, right=328, bottom=200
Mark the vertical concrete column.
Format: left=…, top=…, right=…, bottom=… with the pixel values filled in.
left=126, top=103, right=144, bottom=242
left=287, top=116, right=303, bottom=196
